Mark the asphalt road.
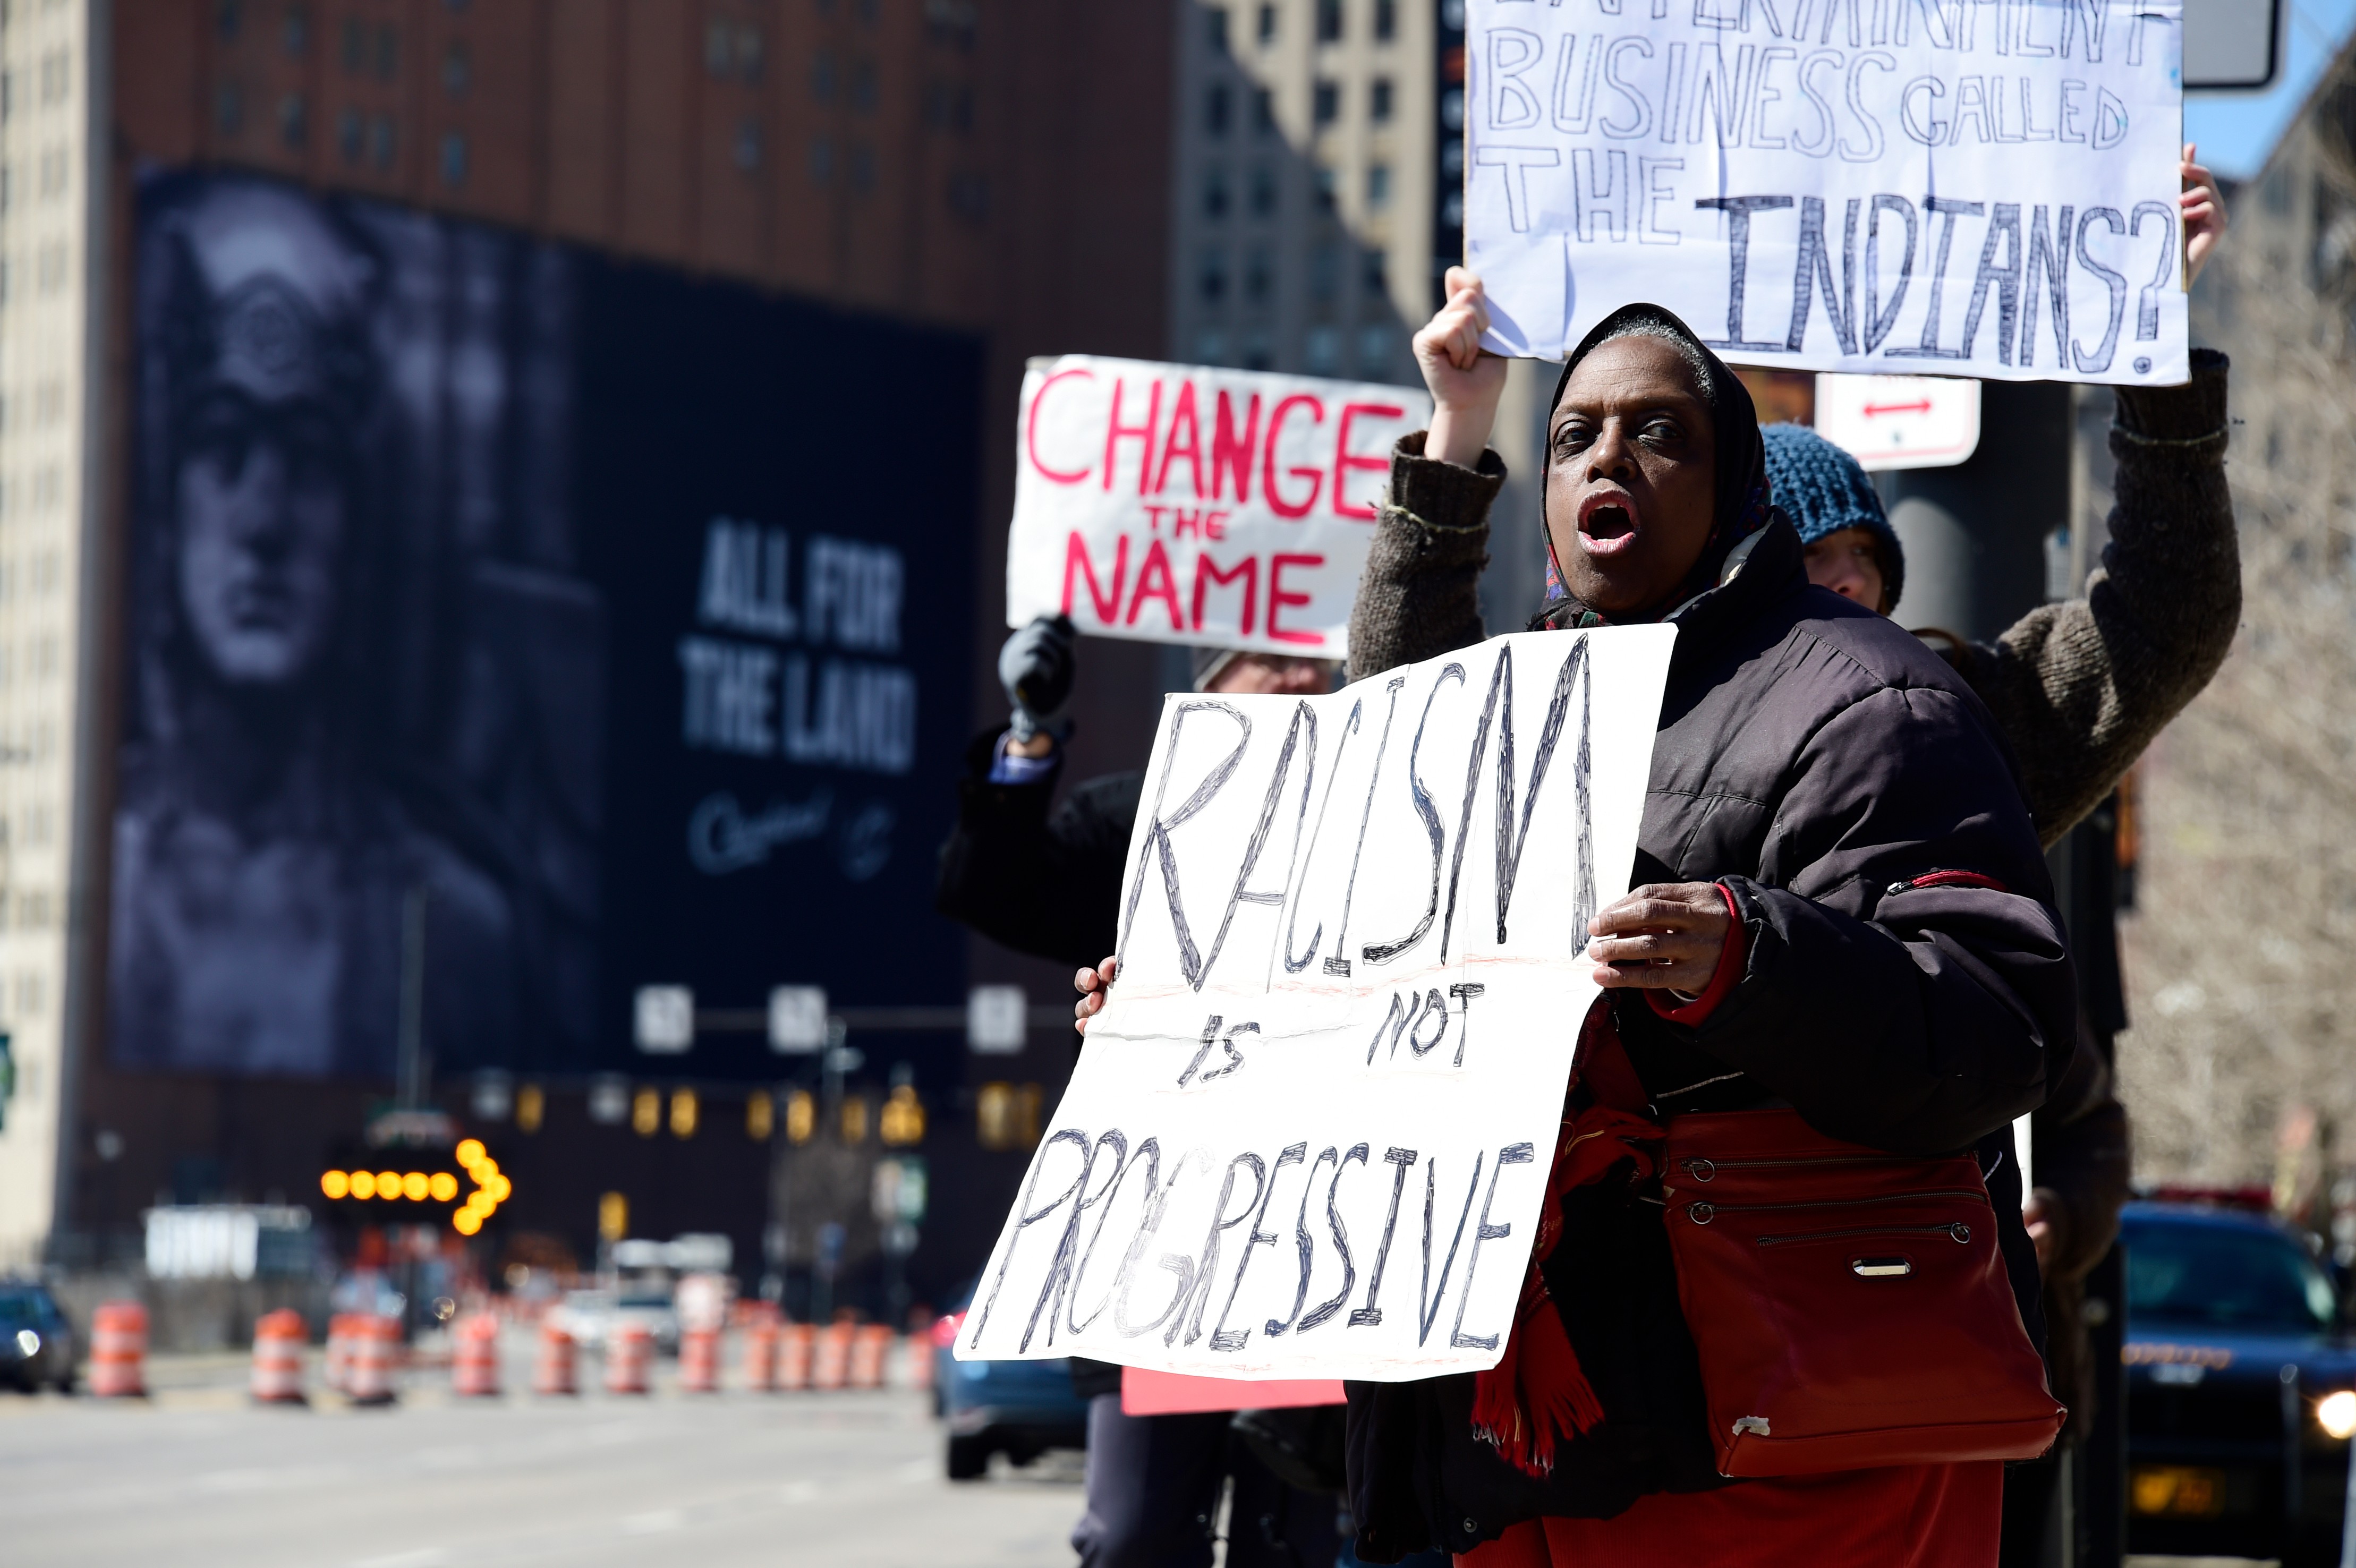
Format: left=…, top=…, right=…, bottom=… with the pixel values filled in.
left=0, top=1352, right=1085, bottom=1567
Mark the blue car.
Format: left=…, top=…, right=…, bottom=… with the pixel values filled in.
left=932, top=1279, right=1091, bottom=1480
left=2124, top=1200, right=2356, bottom=1565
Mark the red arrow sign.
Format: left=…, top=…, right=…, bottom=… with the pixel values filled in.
left=1860, top=399, right=1934, bottom=417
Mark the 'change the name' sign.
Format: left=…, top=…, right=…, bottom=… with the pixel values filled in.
left=958, top=627, right=1674, bottom=1379
left=1006, top=357, right=1432, bottom=659
left=1465, top=0, right=2188, bottom=384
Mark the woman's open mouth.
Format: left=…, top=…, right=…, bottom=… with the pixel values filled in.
left=1577, top=491, right=1641, bottom=557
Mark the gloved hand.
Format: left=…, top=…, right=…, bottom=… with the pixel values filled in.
left=999, top=615, right=1077, bottom=744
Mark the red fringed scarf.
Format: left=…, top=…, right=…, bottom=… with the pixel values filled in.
left=1469, top=999, right=1663, bottom=1478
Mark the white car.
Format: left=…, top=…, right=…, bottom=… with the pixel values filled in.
left=548, top=1288, right=681, bottom=1356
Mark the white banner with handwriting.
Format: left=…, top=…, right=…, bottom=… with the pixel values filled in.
left=1006, top=357, right=1432, bottom=659
left=1464, top=0, right=2188, bottom=384
left=957, top=627, right=1674, bottom=1379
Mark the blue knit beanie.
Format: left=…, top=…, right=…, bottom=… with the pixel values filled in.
left=1762, top=422, right=1904, bottom=612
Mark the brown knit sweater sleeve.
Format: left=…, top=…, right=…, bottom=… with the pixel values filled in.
left=1345, top=431, right=1507, bottom=680
left=1952, top=349, right=2238, bottom=848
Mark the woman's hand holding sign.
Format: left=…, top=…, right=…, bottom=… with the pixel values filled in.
left=2181, top=144, right=2226, bottom=290
left=1417, top=267, right=1509, bottom=470
left=1587, top=883, right=1732, bottom=992
left=1074, top=955, right=1116, bottom=1035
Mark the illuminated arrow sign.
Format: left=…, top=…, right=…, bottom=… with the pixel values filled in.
left=1814, top=376, right=1982, bottom=472
left=319, top=1136, right=510, bottom=1234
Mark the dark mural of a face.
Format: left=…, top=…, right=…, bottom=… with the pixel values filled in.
left=112, top=176, right=549, bottom=1080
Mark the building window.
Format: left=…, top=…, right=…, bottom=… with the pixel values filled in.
left=1313, top=81, right=1339, bottom=125
left=1359, top=324, right=1395, bottom=374
left=278, top=92, right=307, bottom=148
left=1256, top=4, right=1277, bottom=43
left=369, top=114, right=397, bottom=169
left=1376, top=0, right=1397, bottom=39
left=1207, top=7, right=1230, bottom=50
left=1440, top=137, right=1464, bottom=178
left=443, top=41, right=470, bottom=97
left=1204, top=166, right=1230, bottom=220
left=735, top=119, right=764, bottom=172
left=1363, top=248, right=1389, bottom=296
left=1206, top=83, right=1230, bottom=137
left=1241, top=329, right=1273, bottom=370
left=218, top=0, right=243, bottom=41
left=342, top=16, right=366, bottom=73
left=924, top=79, right=975, bottom=132
left=1198, top=248, right=1230, bottom=303
left=375, top=23, right=400, bottom=80
left=849, top=142, right=876, bottom=193
left=1317, top=0, right=1343, bottom=41
left=1244, top=245, right=1273, bottom=304
left=809, top=134, right=835, bottom=185
left=1309, top=242, right=1339, bottom=301
left=337, top=107, right=363, bottom=163
left=1305, top=326, right=1340, bottom=374
left=947, top=171, right=990, bottom=223
left=705, top=20, right=733, bottom=77
left=813, top=49, right=838, bottom=103
left=1249, top=163, right=1276, bottom=217
left=1371, top=77, right=1394, bottom=122
left=1196, top=328, right=1228, bottom=365
left=851, top=58, right=878, bottom=113
left=1314, top=165, right=1337, bottom=212
left=439, top=130, right=468, bottom=188
left=283, top=4, right=310, bottom=56
left=1253, top=87, right=1276, bottom=135
left=1366, top=163, right=1390, bottom=208
left=215, top=81, right=245, bottom=135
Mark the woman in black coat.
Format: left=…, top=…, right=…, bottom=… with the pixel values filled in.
left=1090, top=293, right=2079, bottom=1566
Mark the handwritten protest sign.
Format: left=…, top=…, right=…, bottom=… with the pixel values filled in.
left=1464, top=0, right=2188, bottom=384
left=958, top=626, right=1675, bottom=1379
left=1006, top=357, right=1432, bottom=659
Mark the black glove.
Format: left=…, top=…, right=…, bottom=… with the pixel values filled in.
left=999, top=615, right=1077, bottom=744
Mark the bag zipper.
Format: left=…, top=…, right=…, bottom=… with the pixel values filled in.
left=1682, top=1189, right=1989, bottom=1224
left=1755, top=1220, right=1975, bottom=1247
left=1679, top=1153, right=1924, bottom=1183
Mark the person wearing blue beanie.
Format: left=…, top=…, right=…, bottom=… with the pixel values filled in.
left=1762, top=422, right=1905, bottom=614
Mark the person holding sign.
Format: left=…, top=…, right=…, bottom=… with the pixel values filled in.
left=1303, top=280, right=2073, bottom=1562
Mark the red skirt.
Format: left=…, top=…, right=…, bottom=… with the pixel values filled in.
left=1455, top=1461, right=2003, bottom=1568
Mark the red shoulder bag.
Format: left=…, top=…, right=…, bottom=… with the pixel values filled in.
left=1660, top=1107, right=2065, bottom=1478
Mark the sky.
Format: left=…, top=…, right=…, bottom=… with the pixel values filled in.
left=2184, top=0, right=2356, bottom=178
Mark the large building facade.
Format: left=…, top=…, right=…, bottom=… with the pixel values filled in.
left=0, top=0, right=1180, bottom=1309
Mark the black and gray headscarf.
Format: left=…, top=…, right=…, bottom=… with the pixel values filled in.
left=1540, top=303, right=1774, bottom=623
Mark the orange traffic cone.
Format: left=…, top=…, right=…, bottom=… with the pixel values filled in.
left=849, top=1324, right=891, bottom=1390
left=777, top=1322, right=814, bottom=1391
left=452, top=1313, right=501, bottom=1397
left=813, top=1320, right=853, bottom=1390
left=533, top=1321, right=578, bottom=1396
left=605, top=1321, right=652, bottom=1395
left=346, top=1313, right=398, bottom=1407
left=741, top=1319, right=780, bottom=1392
left=679, top=1326, right=720, bottom=1393
left=249, top=1309, right=309, bottom=1404
left=89, top=1301, right=148, bottom=1398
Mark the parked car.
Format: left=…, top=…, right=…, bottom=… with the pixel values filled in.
left=932, top=1279, right=1090, bottom=1480
left=548, top=1288, right=681, bottom=1356
left=2124, top=1200, right=2356, bottom=1566
left=0, top=1281, right=75, bottom=1393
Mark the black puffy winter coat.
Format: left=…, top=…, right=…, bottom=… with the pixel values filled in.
left=1342, top=482, right=2078, bottom=1558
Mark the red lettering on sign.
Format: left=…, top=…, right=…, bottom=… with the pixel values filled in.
left=1333, top=402, right=1405, bottom=519
left=1204, top=510, right=1230, bottom=541
left=1103, top=377, right=1163, bottom=495
left=1025, top=367, right=1095, bottom=485
left=1192, top=553, right=1258, bottom=635
left=1212, top=390, right=1261, bottom=503
left=1142, top=504, right=1169, bottom=533
left=1154, top=381, right=1206, bottom=499
left=1268, top=553, right=1325, bottom=645
left=1263, top=395, right=1326, bottom=519
left=1126, top=539, right=1185, bottom=631
left=1062, top=532, right=1130, bottom=624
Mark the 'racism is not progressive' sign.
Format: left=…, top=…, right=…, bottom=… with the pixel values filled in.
left=959, top=627, right=1674, bottom=1379
left=1464, top=0, right=2189, bottom=384
left=1006, top=357, right=1432, bottom=659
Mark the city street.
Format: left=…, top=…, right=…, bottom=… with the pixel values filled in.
left=0, top=1355, right=1083, bottom=1567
